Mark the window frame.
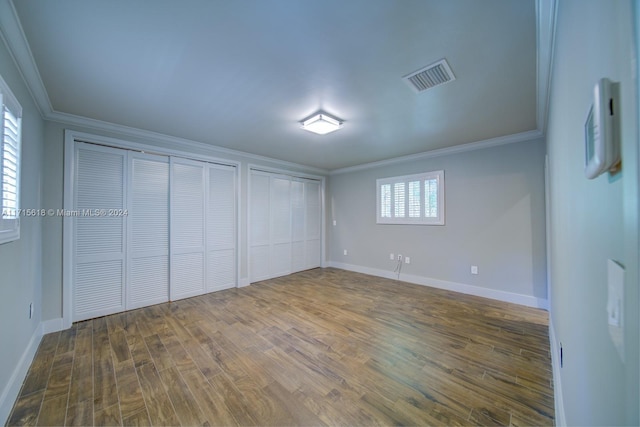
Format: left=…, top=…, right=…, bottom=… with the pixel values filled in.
left=376, top=170, right=445, bottom=225
left=0, top=74, right=22, bottom=245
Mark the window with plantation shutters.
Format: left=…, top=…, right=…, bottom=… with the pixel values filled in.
left=376, top=170, right=445, bottom=225
left=0, top=74, right=22, bottom=244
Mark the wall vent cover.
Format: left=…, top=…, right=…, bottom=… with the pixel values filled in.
left=403, top=59, right=456, bottom=93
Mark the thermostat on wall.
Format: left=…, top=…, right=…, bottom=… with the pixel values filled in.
left=584, top=78, right=621, bottom=179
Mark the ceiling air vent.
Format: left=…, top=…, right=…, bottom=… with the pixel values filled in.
left=403, top=58, right=456, bottom=93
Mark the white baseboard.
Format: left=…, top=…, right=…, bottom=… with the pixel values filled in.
left=42, top=318, right=65, bottom=334
left=327, top=261, right=548, bottom=309
left=548, top=315, right=566, bottom=426
left=0, top=324, right=43, bottom=426
left=237, top=277, right=251, bottom=288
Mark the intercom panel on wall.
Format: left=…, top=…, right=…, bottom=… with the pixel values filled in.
left=584, top=78, right=621, bottom=179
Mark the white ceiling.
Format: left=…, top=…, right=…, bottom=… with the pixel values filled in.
left=10, top=0, right=540, bottom=170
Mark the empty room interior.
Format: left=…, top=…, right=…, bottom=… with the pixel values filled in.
left=0, top=0, right=639, bottom=426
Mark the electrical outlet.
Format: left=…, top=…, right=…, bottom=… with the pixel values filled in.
left=405, top=256, right=411, bottom=264
left=471, top=265, right=478, bottom=275
left=389, top=253, right=394, bottom=260
left=343, top=249, right=348, bottom=256
left=333, top=220, right=337, bottom=226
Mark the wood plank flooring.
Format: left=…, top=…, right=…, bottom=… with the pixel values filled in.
left=7, top=268, right=554, bottom=426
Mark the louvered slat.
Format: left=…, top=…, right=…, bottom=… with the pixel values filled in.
left=74, top=144, right=126, bottom=321
left=171, top=159, right=206, bottom=300
left=207, top=165, right=236, bottom=291
left=128, top=154, right=169, bottom=309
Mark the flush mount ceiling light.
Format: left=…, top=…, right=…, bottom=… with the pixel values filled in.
left=300, top=112, right=343, bottom=135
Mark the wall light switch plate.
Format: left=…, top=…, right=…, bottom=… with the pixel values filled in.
left=390, top=253, right=394, bottom=260
left=405, top=257, right=410, bottom=264
left=343, top=249, right=348, bottom=256
left=471, top=265, right=478, bottom=275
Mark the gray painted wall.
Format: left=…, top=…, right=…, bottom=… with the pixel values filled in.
left=547, top=1, right=639, bottom=425
left=0, top=36, right=45, bottom=414
left=327, top=138, right=547, bottom=303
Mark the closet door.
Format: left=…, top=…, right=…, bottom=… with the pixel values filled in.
left=127, top=152, right=169, bottom=309
left=170, top=158, right=206, bottom=300
left=304, top=180, right=322, bottom=269
left=73, top=143, right=126, bottom=321
left=249, top=172, right=271, bottom=282
left=269, top=175, right=292, bottom=278
left=206, top=164, right=236, bottom=291
left=291, top=179, right=305, bottom=273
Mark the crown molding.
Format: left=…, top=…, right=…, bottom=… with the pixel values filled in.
left=330, top=129, right=544, bottom=175
left=2, top=0, right=555, bottom=175
left=0, top=0, right=52, bottom=116
left=536, top=0, right=558, bottom=135
left=47, top=110, right=330, bottom=175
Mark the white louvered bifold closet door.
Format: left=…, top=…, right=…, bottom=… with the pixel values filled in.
left=304, top=180, right=322, bottom=269
left=73, top=143, right=126, bottom=321
left=249, top=172, right=271, bottom=282
left=127, top=152, right=169, bottom=309
left=270, top=175, right=292, bottom=278
left=170, top=158, right=206, bottom=300
left=291, top=179, right=306, bottom=273
left=207, top=164, right=236, bottom=292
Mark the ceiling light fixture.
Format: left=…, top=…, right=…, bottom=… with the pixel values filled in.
left=300, top=112, right=343, bottom=135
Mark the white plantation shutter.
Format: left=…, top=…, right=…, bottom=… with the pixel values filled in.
left=377, top=170, right=445, bottom=225
left=207, top=164, right=236, bottom=291
left=127, top=153, right=169, bottom=309
left=170, top=158, right=206, bottom=300
left=74, top=144, right=126, bottom=321
left=0, top=75, right=22, bottom=244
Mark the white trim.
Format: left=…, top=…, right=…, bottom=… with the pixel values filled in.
left=50, top=111, right=329, bottom=175
left=327, top=261, right=549, bottom=309
left=248, top=163, right=326, bottom=182
left=62, top=135, right=74, bottom=330
left=67, top=130, right=241, bottom=168
left=0, top=0, right=51, bottom=117
left=42, top=317, right=64, bottom=334
left=536, top=0, right=558, bottom=134
left=330, top=130, right=544, bottom=175
left=237, top=278, right=251, bottom=288
left=0, top=323, right=43, bottom=426
left=549, top=315, right=566, bottom=426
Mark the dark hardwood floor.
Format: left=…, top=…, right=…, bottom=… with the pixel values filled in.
left=7, top=268, right=554, bottom=426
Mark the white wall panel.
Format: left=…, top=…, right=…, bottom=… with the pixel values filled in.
left=250, top=170, right=322, bottom=282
